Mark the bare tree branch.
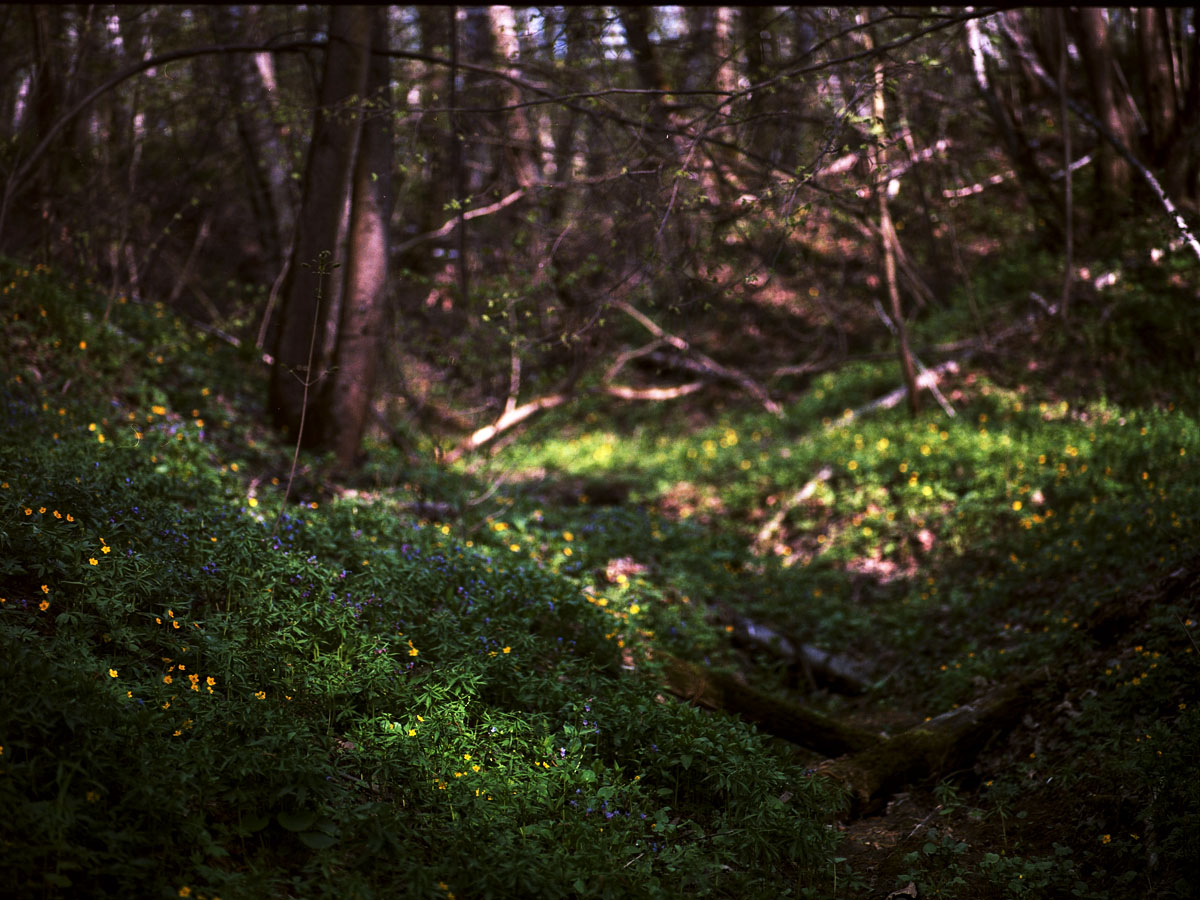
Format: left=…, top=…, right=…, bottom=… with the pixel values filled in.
left=443, top=394, right=571, bottom=464
left=605, top=383, right=703, bottom=401
left=753, top=465, right=834, bottom=556
left=610, top=299, right=783, bottom=416
left=393, top=189, right=526, bottom=256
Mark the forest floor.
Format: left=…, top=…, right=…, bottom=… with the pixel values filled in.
left=2, top=245, right=1199, bottom=899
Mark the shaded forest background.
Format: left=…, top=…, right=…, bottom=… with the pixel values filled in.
left=4, top=5, right=1199, bottom=464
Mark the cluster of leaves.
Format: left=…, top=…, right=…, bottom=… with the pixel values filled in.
left=0, top=258, right=841, bottom=899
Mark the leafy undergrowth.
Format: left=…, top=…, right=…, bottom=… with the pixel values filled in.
left=2, top=254, right=1200, bottom=900
left=494, top=378, right=1200, bottom=898
left=0, top=261, right=842, bottom=898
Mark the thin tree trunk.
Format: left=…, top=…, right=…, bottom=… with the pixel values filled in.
left=449, top=6, right=470, bottom=308
left=25, top=4, right=67, bottom=254
left=210, top=6, right=296, bottom=280
left=544, top=7, right=584, bottom=226
left=965, top=13, right=1062, bottom=242
left=413, top=6, right=453, bottom=238
left=739, top=5, right=770, bottom=168
left=617, top=8, right=697, bottom=297
left=488, top=6, right=539, bottom=190
left=1002, top=19, right=1200, bottom=261
left=1139, top=8, right=1178, bottom=166
left=1058, top=9, right=1074, bottom=324
left=1074, top=8, right=1136, bottom=206
left=319, top=6, right=393, bottom=471
left=269, top=5, right=370, bottom=439
left=867, top=22, right=919, bottom=415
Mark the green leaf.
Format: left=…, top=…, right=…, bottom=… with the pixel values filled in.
left=298, top=829, right=338, bottom=850
left=277, top=810, right=318, bottom=832
left=241, top=813, right=270, bottom=833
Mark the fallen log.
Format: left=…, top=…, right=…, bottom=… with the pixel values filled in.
left=721, top=607, right=874, bottom=695
left=658, top=651, right=1045, bottom=818
left=658, top=654, right=882, bottom=758
left=817, top=674, right=1048, bottom=818
left=663, top=553, right=1200, bottom=819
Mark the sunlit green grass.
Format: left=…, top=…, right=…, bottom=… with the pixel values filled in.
left=497, top=367, right=1199, bottom=664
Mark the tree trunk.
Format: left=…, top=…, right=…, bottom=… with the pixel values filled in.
left=739, top=5, right=770, bottom=166
left=819, top=677, right=1043, bottom=818
left=269, top=5, right=370, bottom=440
left=1138, top=8, right=1178, bottom=166
left=1074, top=8, right=1137, bottom=207
left=620, top=8, right=669, bottom=101
left=318, top=7, right=394, bottom=472
left=24, top=4, right=67, bottom=255
left=488, top=6, right=540, bottom=190
left=659, top=655, right=883, bottom=759
left=544, top=7, right=585, bottom=225
left=412, top=6, right=453, bottom=239
left=1169, top=9, right=1200, bottom=207
left=460, top=6, right=495, bottom=198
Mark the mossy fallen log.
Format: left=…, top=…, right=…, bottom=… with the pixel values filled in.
left=657, top=554, right=1200, bottom=819
left=817, top=674, right=1047, bottom=817
left=724, top=610, right=874, bottom=694
left=658, top=654, right=883, bottom=757
left=658, top=653, right=1045, bottom=819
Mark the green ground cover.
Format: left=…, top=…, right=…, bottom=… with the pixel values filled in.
left=1, top=256, right=1198, bottom=899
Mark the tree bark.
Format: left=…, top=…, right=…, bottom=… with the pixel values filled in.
left=317, top=6, right=393, bottom=471
left=1138, top=8, right=1178, bottom=166
left=269, top=5, right=371, bottom=440
left=1074, top=8, right=1137, bottom=207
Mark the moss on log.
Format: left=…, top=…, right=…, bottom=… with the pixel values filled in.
left=655, top=555, right=1200, bottom=819
left=818, top=675, right=1045, bottom=817
left=658, top=654, right=883, bottom=757
left=658, top=654, right=1046, bottom=819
